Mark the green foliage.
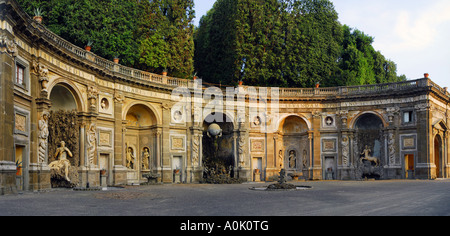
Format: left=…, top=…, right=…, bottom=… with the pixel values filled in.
left=18, top=0, right=405, bottom=86
left=17, top=0, right=195, bottom=79
left=194, top=0, right=407, bottom=87
left=329, top=25, right=405, bottom=86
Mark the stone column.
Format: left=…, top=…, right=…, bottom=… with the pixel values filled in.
left=161, top=103, right=171, bottom=183
left=307, top=131, right=314, bottom=180
left=113, top=91, right=127, bottom=185
left=0, top=33, right=17, bottom=194
left=416, top=103, right=431, bottom=179
left=312, top=111, right=322, bottom=180
left=190, top=127, right=203, bottom=183
left=154, top=128, right=162, bottom=182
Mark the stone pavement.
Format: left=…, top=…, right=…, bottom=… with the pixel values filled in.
left=1, top=180, right=450, bottom=216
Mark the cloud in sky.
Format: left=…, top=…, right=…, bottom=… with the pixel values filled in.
left=332, top=0, right=450, bottom=87
left=384, top=0, right=450, bottom=52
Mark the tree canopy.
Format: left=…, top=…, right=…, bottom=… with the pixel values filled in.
left=18, top=0, right=195, bottom=79
left=18, top=0, right=406, bottom=87
left=194, top=0, right=406, bottom=87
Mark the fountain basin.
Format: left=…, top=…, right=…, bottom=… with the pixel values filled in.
left=250, top=184, right=312, bottom=191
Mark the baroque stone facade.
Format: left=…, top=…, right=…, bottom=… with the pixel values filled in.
left=1, top=0, right=450, bottom=194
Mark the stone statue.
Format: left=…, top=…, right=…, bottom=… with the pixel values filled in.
left=302, top=150, right=308, bottom=169
left=288, top=150, right=296, bottom=168
left=126, top=144, right=135, bottom=169
left=360, top=145, right=380, bottom=167
left=49, top=141, right=73, bottom=182
left=38, top=112, right=49, bottom=164
left=86, top=123, right=96, bottom=166
left=88, top=86, right=98, bottom=109
left=38, top=65, right=49, bottom=92
left=142, top=147, right=150, bottom=170
left=278, top=150, right=283, bottom=168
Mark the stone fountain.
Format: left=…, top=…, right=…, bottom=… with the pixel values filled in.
left=202, top=123, right=242, bottom=184
left=250, top=169, right=312, bottom=191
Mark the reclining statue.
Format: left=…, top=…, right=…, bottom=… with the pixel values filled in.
left=49, top=141, right=73, bottom=182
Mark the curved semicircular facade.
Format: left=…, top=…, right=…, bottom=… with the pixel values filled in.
left=1, top=0, right=449, bottom=194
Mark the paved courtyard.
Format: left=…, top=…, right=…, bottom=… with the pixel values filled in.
left=1, top=180, right=450, bottom=216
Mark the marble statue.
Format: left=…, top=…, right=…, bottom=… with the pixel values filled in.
left=126, top=144, right=135, bottom=169
left=360, top=145, right=380, bottom=167
left=49, top=141, right=73, bottom=182
left=38, top=112, right=49, bottom=164
left=142, top=147, right=150, bottom=170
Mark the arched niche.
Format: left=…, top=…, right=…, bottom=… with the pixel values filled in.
left=49, top=84, right=79, bottom=112
left=125, top=104, right=157, bottom=128
left=280, top=115, right=309, bottom=134
left=47, top=83, right=82, bottom=175
left=353, top=112, right=386, bottom=179
left=202, top=112, right=236, bottom=181
left=123, top=103, right=158, bottom=177
left=278, top=115, right=310, bottom=172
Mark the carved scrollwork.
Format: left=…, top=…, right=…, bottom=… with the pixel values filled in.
left=0, top=33, right=17, bottom=56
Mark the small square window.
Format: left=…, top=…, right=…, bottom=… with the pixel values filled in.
left=403, top=111, right=413, bottom=123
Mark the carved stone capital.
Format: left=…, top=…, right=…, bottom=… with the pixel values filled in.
left=0, top=33, right=17, bottom=57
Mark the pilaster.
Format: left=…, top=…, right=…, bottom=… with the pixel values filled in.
left=0, top=34, right=16, bottom=194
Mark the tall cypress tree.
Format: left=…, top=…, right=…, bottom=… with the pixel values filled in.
left=194, top=0, right=406, bottom=87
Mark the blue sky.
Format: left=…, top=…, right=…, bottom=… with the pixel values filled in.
left=193, top=0, right=450, bottom=89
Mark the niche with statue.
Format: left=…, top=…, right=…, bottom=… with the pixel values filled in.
left=354, top=113, right=385, bottom=180
left=47, top=110, right=80, bottom=188
left=202, top=113, right=242, bottom=184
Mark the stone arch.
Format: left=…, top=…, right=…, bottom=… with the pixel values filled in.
left=277, top=114, right=311, bottom=134
left=122, top=102, right=160, bottom=127
left=200, top=110, right=236, bottom=129
left=48, top=80, right=85, bottom=112
left=434, top=133, right=443, bottom=179
left=353, top=112, right=386, bottom=179
left=122, top=103, right=160, bottom=184
left=351, top=111, right=388, bottom=130
left=202, top=112, right=236, bottom=180
left=278, top=115, right=310, bottom=174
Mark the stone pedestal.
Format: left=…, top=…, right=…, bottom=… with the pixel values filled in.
left=253, top=170, right=261, bottom=182
left=79, top=166, right=100, bottom=188
left=174, top=172, right=181, bottom=183
left=28, top=164, right=51, bottom=192
left=238, top=167, right=251, bottom=182
left=113, top=165, right=128, bottom=185
left=100, top=175, right=107, bottom=189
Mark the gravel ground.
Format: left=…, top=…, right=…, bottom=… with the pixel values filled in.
left=1, top=180, right=450, bottom=216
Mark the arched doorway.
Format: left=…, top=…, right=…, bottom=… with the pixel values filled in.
left=434, top=135, right=442, bottom=179
left=279, top=115, right=310, bottom=178
left=124, top=104, right=158, bottom=184
left=354, top=112, right=385, bottom=180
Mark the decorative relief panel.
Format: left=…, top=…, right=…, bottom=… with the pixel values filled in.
left=15, top=113, right=27, bottom=133
left=322, top=139, right=337, bottom=152
left=251, top=139, right=264, bottom=152
left=171, top=136, right=185, bottom=151
left=99, top=130, right=112, bottom=147
left=401, top=135, right=417, bottom=150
